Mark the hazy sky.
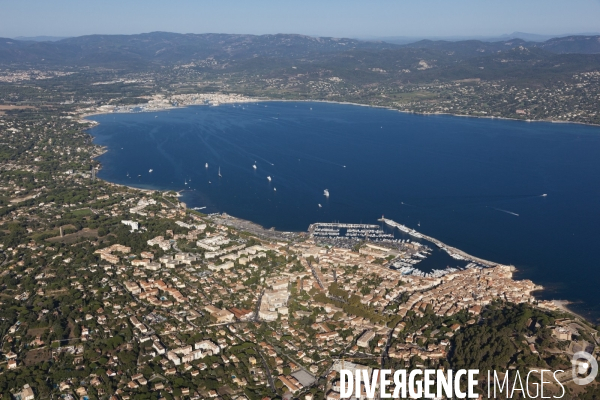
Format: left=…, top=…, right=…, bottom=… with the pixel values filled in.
left=2, top=0, right=599, bottom=39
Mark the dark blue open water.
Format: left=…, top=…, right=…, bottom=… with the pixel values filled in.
left=89, top=102, right=600, bottom=321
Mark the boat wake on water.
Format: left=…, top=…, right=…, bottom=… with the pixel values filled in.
left=399, top=193, right=547, bottom=210
left=488, top=206, right=520, bottom=217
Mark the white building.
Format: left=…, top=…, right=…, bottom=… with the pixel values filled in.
left=195, top=340, right=220, bottom=355
left=121, top=220, right=139, bottom=232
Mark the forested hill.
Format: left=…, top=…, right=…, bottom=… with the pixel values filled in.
left=0, top=32, right=599, bottom=68
left=0, top=33, right=397, bottom=67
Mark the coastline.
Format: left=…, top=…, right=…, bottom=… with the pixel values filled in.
left=86, top=162, right=591, bottom=323
left=552, top=300, right=590, bottom=322
left=103, top=180, right=163, bottom=195
left=80, top=96, right=595, bottom=324
left=78, top=92, right=600, bottom=129
left=90, top=175, right=592, bottom=323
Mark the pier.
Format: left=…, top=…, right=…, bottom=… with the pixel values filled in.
left=379, top=217, right=504, bottom=268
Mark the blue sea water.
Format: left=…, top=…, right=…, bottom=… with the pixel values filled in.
left=89, top=102, right=600, bottom=321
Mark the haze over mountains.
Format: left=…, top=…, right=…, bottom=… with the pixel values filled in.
left=1, top=32, right=599, bottom=69
left=367, top=31, right=600, bottom=45
left=13, top=36, right=70, bottom=42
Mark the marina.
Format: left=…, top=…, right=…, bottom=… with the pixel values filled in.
left=309, top=220, right=476, bottom=277
left=309, top=222, right=394, bottom=240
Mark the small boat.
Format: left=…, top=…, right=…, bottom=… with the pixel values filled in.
left=205, top=163, right=208, bottom=168
left=267, top=176, right=272, bottom=182
left=218, top=167, right=222, bottom=178
left=253, top=164, right=257, bottom=170
left=185, top=179, right=188, bottom=185
left=208, top=181, right=211, bottom=184
left=542, top=193, right=548, bottom=197
left=324, top=189, right=329, bottom=197
left=149, top=169, right=153, bottom=173
left=274, top=188, right=277, bottom=191
left=318, top=204, right=322, bottom=208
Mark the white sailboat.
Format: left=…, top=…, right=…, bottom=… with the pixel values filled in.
left=267, top=176, right=272, bottom=182
left=324, top=189, right=329, bottom=197
left=148, top=169, right=153, bottom=173
left=205, top=163, right=208, bottom=168
left=253, top=164, right=257, bottom=170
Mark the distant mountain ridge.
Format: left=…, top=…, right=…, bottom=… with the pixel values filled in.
left=400, top=35, right=600, bottom=57
left=0, top=32, right=398, bottom=67
left=362, top=31, right=600, bottom=44
left=537, top=35, right=600, bottom=54
left=0, top=32, right=599, bottom=68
